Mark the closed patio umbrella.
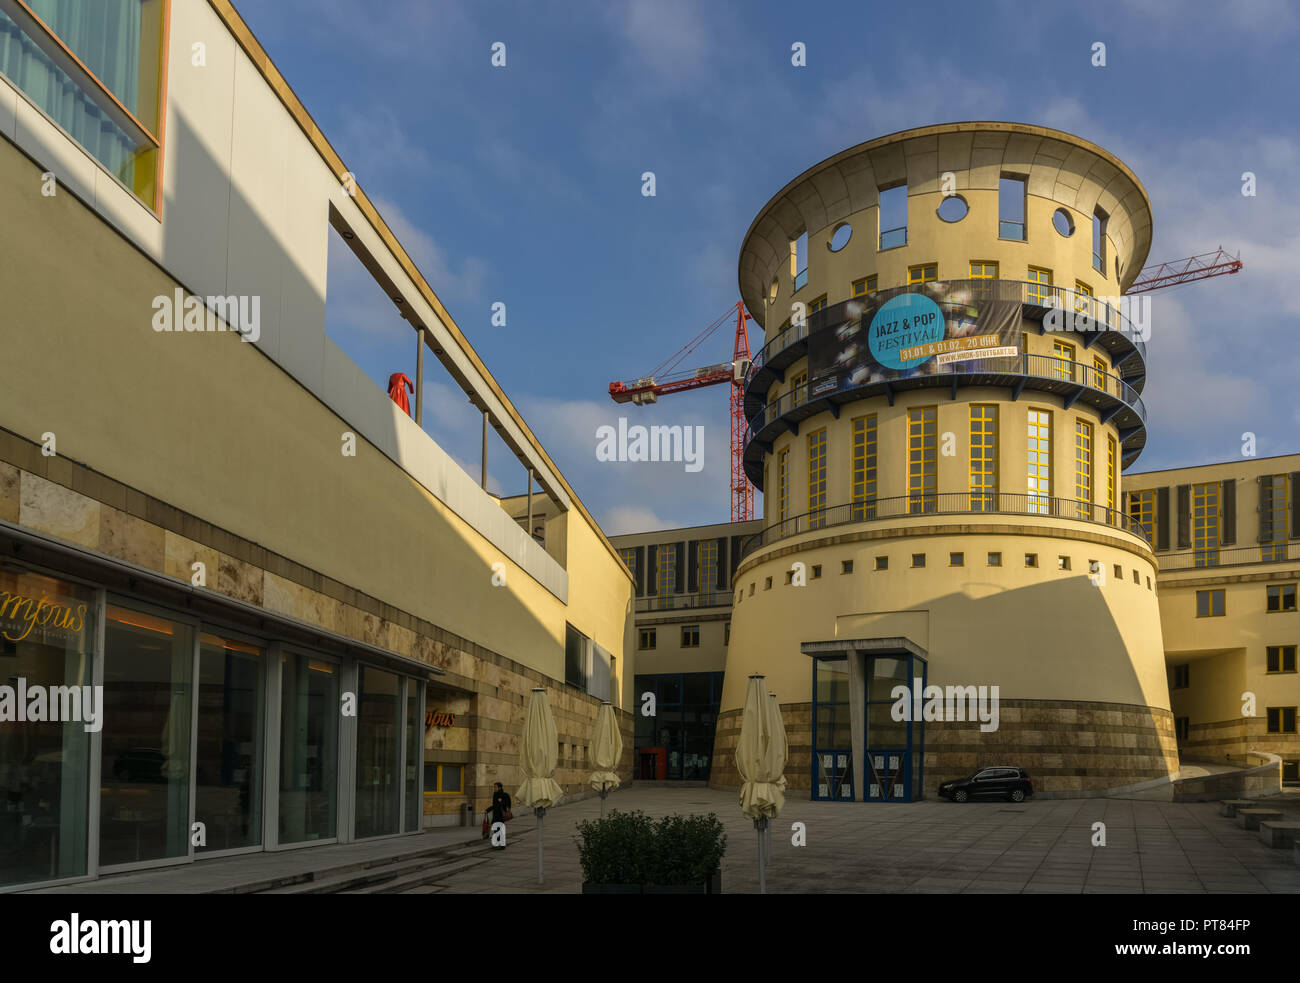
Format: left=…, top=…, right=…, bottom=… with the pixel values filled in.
left=766, top=691, right=788, bottom=864
left=516, top=687, right=563, bottom=885
left=588, top=701, right=622, bottom=816
left=737, top=674, right=784, bottom=893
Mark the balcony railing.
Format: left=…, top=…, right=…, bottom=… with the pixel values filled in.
left=1157, top=542, right=1300, bottom=571
left=749, top=279, right=1146, bottom=382
left=879, top=227, right=907, bottom=250
left=745, top=351, right=1145, bottom=443
left=636, top=591, right=734, bottom=613
left=740, top=492, right=1144, bottom=561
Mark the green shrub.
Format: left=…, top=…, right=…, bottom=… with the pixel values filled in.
left=575, top=810, right=655, bottom=885
left=576, top=809, right=726, bottom=885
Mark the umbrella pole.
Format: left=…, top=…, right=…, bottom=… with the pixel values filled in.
left=535, top=806, right=545, bottom=885
left=755, top=817, right=767, bottom=895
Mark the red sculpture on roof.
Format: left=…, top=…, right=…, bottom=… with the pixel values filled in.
left=387, top=372, right=413, bottom=417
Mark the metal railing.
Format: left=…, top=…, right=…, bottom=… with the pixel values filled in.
left=635, top=591, right=733, bottom=612
left=1157, top=542, right=1300, bottom=571
left=749, top=279, right=1146, bottom=380
left=740, top=492, right=1144, bottom=560
left=880, top=227, right=907, bottom=250
left=745, top=351, right=1145, bottom=443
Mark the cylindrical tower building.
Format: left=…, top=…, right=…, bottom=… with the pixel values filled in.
left=716, top=122, right=1176, bottom=800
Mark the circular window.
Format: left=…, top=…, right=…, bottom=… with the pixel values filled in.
left=936, top=195, right=968, bottom=223
left=768, top=277, right=778, bottom=303
left=827, top=222, right=852, bottom=251
left=1052, top=208, right=1075, bottom=237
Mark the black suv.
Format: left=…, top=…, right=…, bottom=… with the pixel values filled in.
left=938, top=767, right=1033, bottom=803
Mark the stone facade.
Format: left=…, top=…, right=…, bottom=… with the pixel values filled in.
left=710, top=699, right=1178, bottom=797
left=0, top=429, right=634, bottom=822
left=1181, top=716, right=1300, bottom=764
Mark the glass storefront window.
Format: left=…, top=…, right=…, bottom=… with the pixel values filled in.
left=195, top=633, right=264, bottom=853
left=355, top=665, right=400, bottom=839
left=279, top=651, right=338, bottom=844
left=0, top=568, right=96, bottom=887
left=404, top=681, right=421, bottom=832
left=99, top=604, right=194, bottom=868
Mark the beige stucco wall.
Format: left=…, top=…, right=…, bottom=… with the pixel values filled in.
left=0, top=131, right=631, bottom=694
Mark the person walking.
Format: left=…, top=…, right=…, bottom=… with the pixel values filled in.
left=486, top=781, right=512, bottom=850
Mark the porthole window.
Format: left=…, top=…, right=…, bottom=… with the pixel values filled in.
left=936, top=195, right=968, bottom=223
left=1052, top=208, right=1074, bottom=237
left=828, top=222, right=852, bottom=251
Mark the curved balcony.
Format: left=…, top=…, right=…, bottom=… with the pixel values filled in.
left=746, top=278, right=1148, bottom=425
left=743, top=349, right=1148, bottom=489
left=738, top=493, right=1147, bottom=564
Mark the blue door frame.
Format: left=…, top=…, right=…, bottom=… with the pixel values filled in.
left=811, top=651, right=927, bottom=802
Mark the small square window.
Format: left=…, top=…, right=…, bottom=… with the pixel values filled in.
left=1196, top=589, right=1225, bottom=617
left=766, top=576, right=774, bottom=590
left=811, top=564, right=822, bottom=579
left=1025, top=553, right=1038, bottom=568
left=1267, top=645, right=1297, bottom=673
left=1147, top=576, right=1152, bottom=590
left=1132, top=569, right=1140, bottom=584
left=681, top=625, right=700, bottom=648
left=1283, top=760, right=1299, bottom=783
left=911, top=553, right=926, bottom=568
left=1058, top=556, right=1071, bottom=571
left=949, top=552, right=964, bottom=566
left=785, top=570, right=794, bottom=585
left=1267, top=583, right=1297, bottom=612
left=748, top=583, right=755, bottom=596
left=875, top=556, right=889, bottom=571
left=638, top=628, right=656, bottom=650
left=987, top=552, right=1001, bottom=566
left=842, top=560, right=854, bottom=574
left=1175, top=717, right=1190, bottom=742
left=1266, top=706, right=1298, bottom=734
left=1113, top=563, right=1123, bottom=580
left=1171, top=664, right=1189, bottom=689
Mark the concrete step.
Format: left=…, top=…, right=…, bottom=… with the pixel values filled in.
left=1219, top=799, right=1256, bottom=818
left=341, top=856, right=489, bottom=894
left=259, top=844, right=492, bottom=894
left=1258, top=821, right=1300, bottom=848
left=1235, top=809, right=1284, bottom=831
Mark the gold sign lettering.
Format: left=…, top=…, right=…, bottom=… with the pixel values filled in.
left=0, top=590, right=87, bottom=643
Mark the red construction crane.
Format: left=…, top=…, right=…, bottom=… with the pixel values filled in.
left=609, top=301, right=753, bottom=521
left=1127, top=247, right=1243, bottom=294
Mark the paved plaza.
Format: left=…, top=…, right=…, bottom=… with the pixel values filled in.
left=409, top=785, right=1300, bottom=895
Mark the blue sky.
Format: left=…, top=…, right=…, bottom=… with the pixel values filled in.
left=235, top=0, right=1300, bottom=534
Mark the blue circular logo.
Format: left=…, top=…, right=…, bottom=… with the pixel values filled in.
left=867, top=293, right=946, bottom=370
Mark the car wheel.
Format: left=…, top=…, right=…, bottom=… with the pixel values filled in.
left=953, top=789, right=968, bottom=803
left=1009, top=789, right=1025, bottom=803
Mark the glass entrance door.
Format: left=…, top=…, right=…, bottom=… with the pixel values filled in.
left=355, top=665, right=401, bottom=838
left=812, top=657, right=853, bottom=800
left=864, top=654, right=926, bottom=802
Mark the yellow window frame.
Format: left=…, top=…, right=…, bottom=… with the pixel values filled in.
left=1074, top=420, right=1093, bottom=518
left=1027, top=409, right=1052, bottom=512
left=908, top=263, right=938, bottom=284
left=969, top=404, right=998, bottom=509
left=851, top=414, right=878, bottom=520
left=808, top=428, right=828, bottom=528
left=907, top=406, right=938, bottom=512
left=1027, top=266, right=1053, bottom=305
left=1192, top=482, right=1220, bottom=566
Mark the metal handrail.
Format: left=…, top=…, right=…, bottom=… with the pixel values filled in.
left=749, top=279, right=1146, bottom=379
left=739, top=492, right=1145, bottom=561
left=1157, top=542, right=1300, bottom=571
left=635, top=591, right=734, bottom=612
left=744, top=352, right=1145, bottom=443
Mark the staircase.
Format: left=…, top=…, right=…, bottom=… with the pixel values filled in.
left=250, top=842, right=496, bottom=895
